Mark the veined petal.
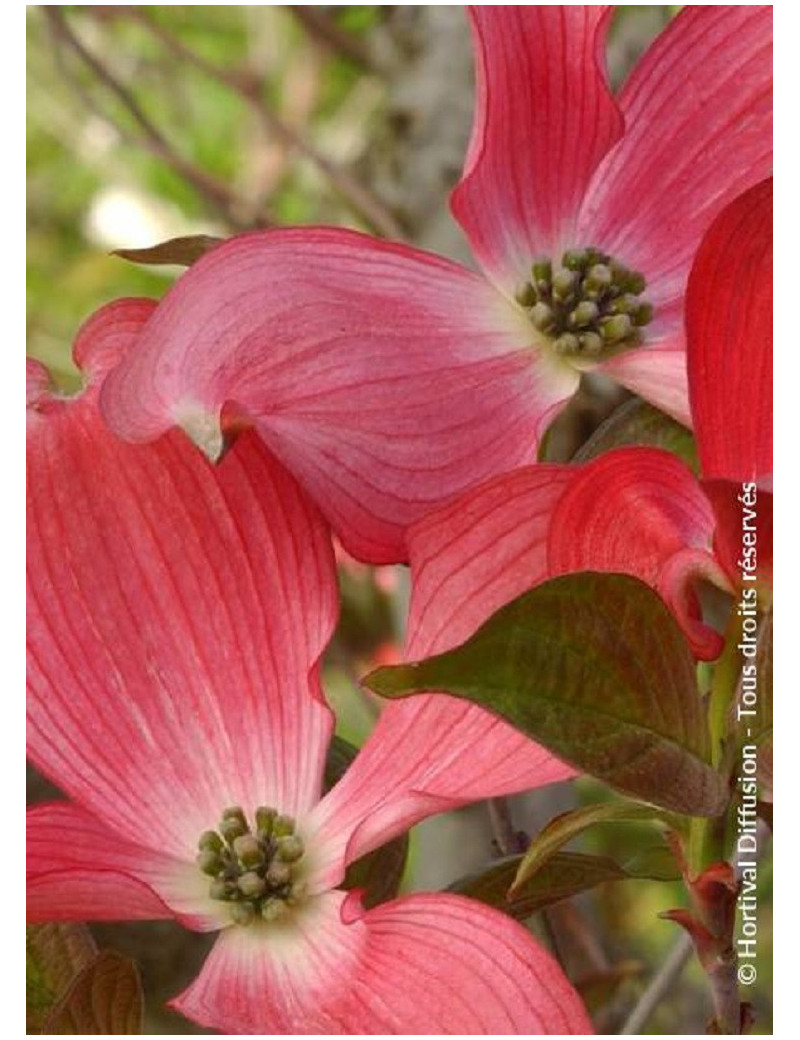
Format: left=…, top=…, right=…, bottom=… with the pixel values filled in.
left=27, top=802, right=226, bottom=930
left=28, top=311, right=337, bottom=858
left=173, top=890, right=592, bottom=1034
left=306, top=468, right=576, bottom=886
left=548, top=448, right=728, bottom=659
left=595, top=338, right=691, bottom=428
left=577, top=5, right=772, bottom=325
left=100, top=227, right=579, bottom=564
left=452, top=5, right=622, bottom=294
left=686, top=179, right=772, bottom=483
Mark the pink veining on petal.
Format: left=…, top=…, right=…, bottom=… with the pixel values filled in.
left=578, top=5, right=772, bottom=324
left=100, top=227, right=578, bottom=563
left=174, top=890, right=593, bottom=1034
left=453, top=5, right=622, bottom=293
left=596, top=338, right=691, bottom=428
left=307, top=467, right=576, bottom=887
left=28, top=333, right=337, bottom=859
left=27, top=802, right=226, bottom=930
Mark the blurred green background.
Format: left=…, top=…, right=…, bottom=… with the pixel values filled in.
left=27, top=6, right=771, bottom=1035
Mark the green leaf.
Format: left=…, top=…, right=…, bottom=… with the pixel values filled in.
left=511, top=800, right=681, bottom=893
left=573, top=397, right=698, bottom=472
left=449, top=852, right=626, bottom=919
left=365, top=573, right=725, bottom=817
left=27, top=924, right=96, bottom=1032
left=449, top=844, right=680, bottom=921
left=323, top=735, right=409, bottom=908
left=42, top=951, right=143, bottom=1034
left=113, top=235, right=224, bottom=267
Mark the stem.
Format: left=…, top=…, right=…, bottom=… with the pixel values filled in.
left=687, top=610, right=742, bottom=876
left=486, top=798, right=524, bottom=856
left=43, top=8, right=255, bottom=229
left=707, top=953, right=743, bottom=1035
left=131, top=9, right=405, bottom=239
left=287, top=5, right=376, bottom=71
left=620, top=931, right=694, bottom=1035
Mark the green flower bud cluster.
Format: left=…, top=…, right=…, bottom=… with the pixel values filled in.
left=197, top=806, right=307, bottom=926
left=515, top=247, right=653, bottom=360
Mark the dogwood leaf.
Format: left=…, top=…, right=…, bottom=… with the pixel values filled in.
left=113, top=235, right=224, bottom=267
left=366, top=573, right=725, bottom=816
left=449, top=845, right=680, bottom=921
left=510, top=800, right=682, bottom=893
left=42, top=951, right=143, bottom=1034
left=26, top=924, right=96, bottom=1032
left=573, top=397, right=698, bottom=471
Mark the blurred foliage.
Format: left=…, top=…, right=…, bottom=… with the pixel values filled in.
left=27, top=5, right=771, bottom=1035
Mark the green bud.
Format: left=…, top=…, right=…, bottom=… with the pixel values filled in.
left=221, top=806, right=247, bottom=824
left=219, top=815, right=248, bottom=843
left=198, top=830, right=224, bottom=854
left=273, top=815, right=295, bottom=838
left=553, top=332, right=580, bottom=356
left=578, top=332, right=604, bottom=357
left=230, top=902, right=256, bottom=926
left=584, top=264, right=612, bottom=295
left=562, top=249, right=588, bottom=272
left=569, top=301, right=599, bottom=328
left=531, top=258, right=552, bottom=287
left=255, top=806, right=277, bottom=839
left=276, top=835, right=305, bottom=863
left=552, top=268, right=577, bottom=302
left=209, top=878, right=234, bottom=901
left=632, top=301, right=654, bottom=326
left=233, top=834, right=264, bottom=868
left=266, top=861, right=293, bottom=887
left=286, top=881, right=308, bottom=907
left=606, top=293, right=634, bottom=315
left=261, top=898, right=288, bottom=923
left=585, top=246, right=607, bottom=268
left=196, top=850, right=222, bottom=877
left=623, top=270, right=646, bottom=294
left=600, top=314, right=634, bottom=343
left=529, top=302, right=555, bottom=331
left=237, top=871, right=267, bottom=899
left=515, top=283, right=538, bottom=307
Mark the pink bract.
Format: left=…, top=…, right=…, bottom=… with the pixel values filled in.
left=27, top=302, right=591, bottom=1035
left=98, top=5, right=771, bottom=564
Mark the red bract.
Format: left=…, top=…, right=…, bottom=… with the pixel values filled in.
left=98, top=5, right=771, bottom=564
left=27, top=304, right=591, bottom=1035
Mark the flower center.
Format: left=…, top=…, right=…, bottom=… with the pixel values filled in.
left=515, top=247, right=653, bottom=361
left=197, top=806, right=307, bottom=926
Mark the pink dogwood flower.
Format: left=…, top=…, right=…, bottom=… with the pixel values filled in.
left=27, top=304, right=591, bottom=1035
left=398, top=177, right=773, bottom=675
left=98, top=5, right=771, bottom=564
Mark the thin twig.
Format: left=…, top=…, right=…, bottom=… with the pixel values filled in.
left=487, top=798, right=525, bottom=857
left=620, top=932, right=694, bottom=1035
left=287, top=5, right=376, bottom=71
left=43, top=7, right=261, bottom=230
left=131, top=8, right=405, bottom=239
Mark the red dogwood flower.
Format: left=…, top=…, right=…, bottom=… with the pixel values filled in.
left=27, top=305, right=591, bottom=1035
left=98, top=6, right=771, bottom=564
